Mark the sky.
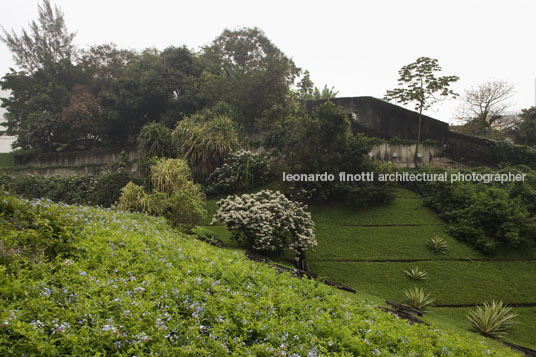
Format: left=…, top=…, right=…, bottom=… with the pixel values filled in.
left=1, top=0, right=536, bottom=151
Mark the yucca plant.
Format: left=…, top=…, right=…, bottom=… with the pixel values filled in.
left=426, top=236, right=448, bottom=254
left=467, top=300, right=517, bottom=338
left=405, top=267, right=428, bottom=280
left=403, top=287, right=434, bottom=312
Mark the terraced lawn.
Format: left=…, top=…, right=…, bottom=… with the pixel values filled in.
left=202, top=187, right=536, bottom=350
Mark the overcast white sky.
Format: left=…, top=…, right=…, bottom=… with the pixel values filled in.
left=1, top=0, right=535, bottom=141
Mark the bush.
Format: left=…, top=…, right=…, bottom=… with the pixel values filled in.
left=117, top=158, right=206, bottom=230
left=205, top=150, right=270, bottom=195
left=137, top=122, right=174, bottom=178
left=446, top=186, right=533, bottom=253
left=172, top=112, right=240, bottom=176
left=212, top=190, right=316, bottom=263
left=467, top=301, right=517, bottom=338
left=0, top=191, right=76, bottom=269
left=404, top=167, right=536, bottom=254
left=0, top=172, right=136, bottom=208
left=91, top=171, right=132, bottom=207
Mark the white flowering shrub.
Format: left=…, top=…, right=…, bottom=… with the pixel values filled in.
left=205, top=150, right=270, bottom=195
left=212, top=190, right=316, bottom=255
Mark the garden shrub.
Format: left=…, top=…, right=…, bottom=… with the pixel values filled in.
left=403, top=166, right=536, bottom=254
left=212, top=190, right=316, bottom=267
left=0, top=191, right=76, bottom=269
left=172, top=112, right=240, bottom=176
left=446, top=186, right=534, bottom=253
left=91, top=171, right=132, bottom=207
left=0, top=172, right=136, bottom=207
left=205, top=150, right=270, bottom=195
left=117, top=158, right=206, bottom=230
left=136, top=121, right=174, bottom=178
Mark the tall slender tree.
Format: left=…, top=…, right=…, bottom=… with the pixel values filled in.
left=385, top=57, right=459, bottom=167
left=1, top=0, right=77, bottom=72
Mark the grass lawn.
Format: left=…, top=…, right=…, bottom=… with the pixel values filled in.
left=308, top=260, right=536, bottom=305
left=200, top=187, right=536, bottom=350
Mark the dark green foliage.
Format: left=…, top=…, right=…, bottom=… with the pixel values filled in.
left=91, top=171, right=132, bottom=207
left=487, top=139, right=536, bottom=168
left=136, top=121, right=174, bottom=178
left=205, top=150, right=270, bottom=195
left=200, top=27, right=299, bottom=133
left=515, top=106, right=536, bottom=147
left=0, top=172, right=136, bottom=207
left=446, top=187, right=533, bottom=253
left=282, top=102, right=394, bottom=206
left=0, top=190, right=76, bottom=269
left=406, top=167, right=536, bottom=254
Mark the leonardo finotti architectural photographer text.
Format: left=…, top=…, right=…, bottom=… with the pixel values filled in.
left=282, top=171, right=526, bottom=184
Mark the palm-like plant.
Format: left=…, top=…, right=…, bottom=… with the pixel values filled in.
left=405, top=267, right=428, bottom=280
left=467, top=301, right=517, bottom=338
left=172, top=113, right=239, bottom=175
left=426, top=236, right=448, bottom=254
left=403, top=287, right=434, bottom=312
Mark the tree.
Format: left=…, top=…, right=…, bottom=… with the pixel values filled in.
left=455, top=80, right=515, bottom=132
left=312, top=84, right=338, bottom=100
left=515, top=107, right=536, bottom=147
left=1, top=0, right=77, bottom=72
left=385, top=57, right=459, bottom=167
left=200, top=27, right=300, bottom=133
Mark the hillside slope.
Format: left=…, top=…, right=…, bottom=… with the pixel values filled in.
left=0, top=192, right=520, bottom=355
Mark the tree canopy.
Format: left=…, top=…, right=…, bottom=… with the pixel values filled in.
left=1, top=0, right=77, bottom=72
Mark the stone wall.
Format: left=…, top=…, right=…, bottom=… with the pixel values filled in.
left=6, top=147, right=138, bottom=177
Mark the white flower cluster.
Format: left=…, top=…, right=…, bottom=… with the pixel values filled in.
left=212, top=190, right=316, bottom=254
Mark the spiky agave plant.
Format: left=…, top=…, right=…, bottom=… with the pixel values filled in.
left=426, top=236, right=448, bottom=254
left=467, top=301, right=517, bottom=338
left=404, top=267, right=428, bottom=280
left=403, top=287, right=434, bottom=312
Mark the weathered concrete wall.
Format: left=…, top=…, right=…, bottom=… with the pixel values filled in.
left=5, top=147, right=138, bottom=177
left=306, top=97, right=450, bottom=142
left=446, top=132, right=497, bottom=167
left=15, top=147, right=137, bottom=168
left=369, top=143, right=443, bottom=168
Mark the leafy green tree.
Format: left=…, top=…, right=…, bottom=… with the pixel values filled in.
left=1, top=60, right=86, bottom=151
left=385, top=57, right=459, bottom=167
left=312, top=84, right=339, bottom=100
left=515, top=107, right=536, bottom=147
left=200, top=27, right=300, bottom=133
left=1, top=0, right=77, bottom=72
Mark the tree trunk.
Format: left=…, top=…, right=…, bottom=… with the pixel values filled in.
left=295, top=248, right=309, bottom=272
left=414, top=107, right=423, bottom=168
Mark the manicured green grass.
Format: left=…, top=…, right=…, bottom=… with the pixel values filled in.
left=309, top=225, right=483, bottom=260
left=308, top=261, right=536, bottom=305
left=309, top=198, right=445, bottom=226
left=0, top=152, right=14, bottom=169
